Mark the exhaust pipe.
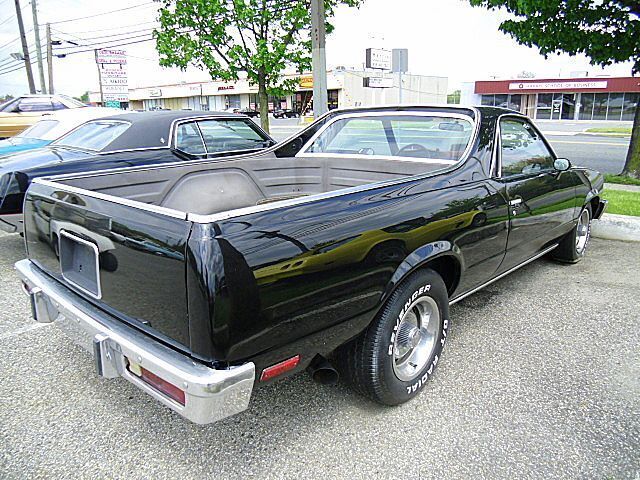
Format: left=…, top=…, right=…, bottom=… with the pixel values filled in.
left=307, top=355, right=339, bottom=385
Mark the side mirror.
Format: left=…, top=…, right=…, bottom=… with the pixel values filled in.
left=554, top=158, right=571, bottom=172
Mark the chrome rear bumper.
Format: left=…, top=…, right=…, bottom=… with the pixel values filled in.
left=15, top=259, right=255, bottom=425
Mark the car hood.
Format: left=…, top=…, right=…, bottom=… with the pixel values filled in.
left=0, top=137, right=51, bottom=156
left=0, top=146, right=90, bottom=173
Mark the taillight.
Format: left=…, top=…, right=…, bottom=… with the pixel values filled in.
left=260, top=355, right=300, bottom=382
left=128, top=361, right=185, bottom=405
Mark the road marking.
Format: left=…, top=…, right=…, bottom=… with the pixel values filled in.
left=0, top=322, right=48, bottom=340
left=549, top=140, right=628, bottom=147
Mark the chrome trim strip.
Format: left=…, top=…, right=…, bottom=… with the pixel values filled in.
left=58, top=230, right=102, bottom=300
left=33, top=178, right=188, bottom=220
left=299, top=152, right=457, bottom=165
left=449, top=243, right=559, bottom=305
left=15, top=258, right=255, bottom=425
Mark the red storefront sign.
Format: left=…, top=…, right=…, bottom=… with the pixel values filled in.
left=475, top=77, right=640, bottom=94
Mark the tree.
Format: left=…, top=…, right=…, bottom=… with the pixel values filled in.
left=154, top=0, right=361, bottom=132
left=468, top=0, right=640, bottom=177
left=447, top=89, right=461, bottom=104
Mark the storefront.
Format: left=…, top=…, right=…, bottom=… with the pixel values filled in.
left=463, top=77, right=639, bottom=121
left=99, top=70, right=448, bottom=114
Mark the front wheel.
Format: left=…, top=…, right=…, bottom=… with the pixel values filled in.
left=338, top=268, right=450, bottom=405
left=551, top=204, right=592, bottom=263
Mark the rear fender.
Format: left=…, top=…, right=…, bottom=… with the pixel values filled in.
left=380, top=240, right=463, bottom=304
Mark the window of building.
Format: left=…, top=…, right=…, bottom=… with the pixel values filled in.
left=508, top=94, right=522, bottom=112
left=579, top=93, right=595, bottom=120
left=226, top=95, right=241, bottom=109
left=481, top=95, right=494, bottom=106
left=607, top=93, right=624, bottom=121
left=592, top=93, right=609, bottom=120
left=328, top=90, right=339, bottom=110
left=622, top=93, right=638, bottom=122
left=500, top=118, right=554, bottom=177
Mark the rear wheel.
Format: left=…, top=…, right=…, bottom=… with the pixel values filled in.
left=552, top=204, right=592, bottom=263
left=338, top=269, right=449, bottom=405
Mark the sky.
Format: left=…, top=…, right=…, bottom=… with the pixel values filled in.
left=0, top=0, right=635, bottom=98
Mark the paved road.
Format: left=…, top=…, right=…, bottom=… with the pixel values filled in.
left=262, top=117, right=631, bottom=175
left=1, top=230, right=638, bottom=479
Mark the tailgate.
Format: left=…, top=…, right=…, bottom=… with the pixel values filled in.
left=23, top=179, right=193, bottom=352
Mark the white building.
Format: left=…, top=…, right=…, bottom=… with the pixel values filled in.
left=89, top=70, right=448, bottom=113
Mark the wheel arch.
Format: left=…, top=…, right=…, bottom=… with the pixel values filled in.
left=380, top=241, right=463, bottom=304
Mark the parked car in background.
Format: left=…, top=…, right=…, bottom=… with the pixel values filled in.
left=236, top=107, right=260, bottom=117
left=0, top=94, right=87, bottom=139
left=0, top=107, right=126, bottom=157
left=14, top=106, right=606, bottom=424
left=0, top=110, right=275, bottom=233
left=273, top=108, right=300, bottom=118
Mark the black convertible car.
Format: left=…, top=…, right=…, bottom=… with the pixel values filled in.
left=0, top=110, right=274, bottom=233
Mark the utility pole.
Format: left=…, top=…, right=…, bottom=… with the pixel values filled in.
left=310, top=0, right=328, bottom=118
left=30, top=0, right=47, bottom=93
left=46, top=23, right=53, bottom=93
left=14, top=0, right=36, bottom=93
left=94, top=49, right=104, bottom=106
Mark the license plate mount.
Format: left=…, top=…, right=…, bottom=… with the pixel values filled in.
left=59, top=230, right=101, bottom=298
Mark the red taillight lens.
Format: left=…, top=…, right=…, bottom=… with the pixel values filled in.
left=129, top=363, right=186, bottom=406
left=260, top=355, right=300, bottom=382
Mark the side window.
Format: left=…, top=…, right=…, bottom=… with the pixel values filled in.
left=18, top=98, right=53, bottom=112
left=51, top=100, right=67, bottom=110
left=500, top=119, right=554, bottom=177
left=197, top=119, right=267, bottom=153
left=175, top=122, right=206, bottom=155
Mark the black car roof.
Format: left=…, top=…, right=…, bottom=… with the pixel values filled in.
left=91, top=110, right=258, bottom=152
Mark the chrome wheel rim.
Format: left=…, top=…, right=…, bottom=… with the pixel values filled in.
left=392, top=296, right=441, bottom=382
left=575, top=209, right=590, bottom=254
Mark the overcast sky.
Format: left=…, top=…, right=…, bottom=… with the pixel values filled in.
left=0, top=0, right=635, bottom=97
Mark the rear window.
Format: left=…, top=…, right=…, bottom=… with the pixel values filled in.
left=54, top=120, right=130, bottom=151
left=304, top=115, right=474, bottom=162
left=18, top=119, right=59, bottom=139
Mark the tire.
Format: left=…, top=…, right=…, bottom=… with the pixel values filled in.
left=337, top=268, right=450, bottom=405
left=551, top=203, right=592, bottom=263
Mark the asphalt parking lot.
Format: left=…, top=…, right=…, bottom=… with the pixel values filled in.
left=0, top=230, right=638, bottom=479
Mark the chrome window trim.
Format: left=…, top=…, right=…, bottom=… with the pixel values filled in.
left=296, top=111, right=477, bottom=165
left=493, top=113, right=557, bottom=179
left=58, top=229, right=102, bottom=300
left=52, top=119, right=133, bottom=152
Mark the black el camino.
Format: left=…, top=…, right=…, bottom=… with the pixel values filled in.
left=0, top=110, right=274, bottom=233
left=16, top=105, right=607, bottom=424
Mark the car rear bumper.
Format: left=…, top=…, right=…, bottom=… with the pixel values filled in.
left=0, top=213, right=22, bottom=233
left=15, top=258, right=255, bottom=425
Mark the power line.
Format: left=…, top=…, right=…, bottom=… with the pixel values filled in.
left=49, top=2, right=155, bottom=25
left=54, top=36, right=156, bottom=57
left=55, top=20, right=159, bottom=35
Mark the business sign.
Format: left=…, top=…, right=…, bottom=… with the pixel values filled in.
left=96, top=49, right=128, bottom=102
left=95, top=49, right=127, bottom=65
left=148, top=88, right=162, bottom=97
left=363, top=76, right=393, bottom=88
left=103, top=93, right=129, bottom=102
left=509, top=81, right=608, bottom=90
left=365, top=48, right=392, bottom=70
left=104, top=100, right=121, bottom=108
left=299, top=76, right=313, bottom=89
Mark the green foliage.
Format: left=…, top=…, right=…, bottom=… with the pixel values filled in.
left=605, top=174, right=640, bottom=186
left=447, top=90, right=461, bottom=104
left=154, top=0, right=361, bottom=130
left=601, top=189, right=640, bottom=216
left=586, top=127, right=632, bottom=135
left=468, top=0, right=640, bottom=73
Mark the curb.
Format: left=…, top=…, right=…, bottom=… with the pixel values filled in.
left=592, top=213, right=640, bottom=242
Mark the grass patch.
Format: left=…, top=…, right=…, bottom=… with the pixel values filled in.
left=585, top=127, right=632, bottom=135
left=604, top=174, right=640, bottom=186
left=601, top=189, right=640, bottom=216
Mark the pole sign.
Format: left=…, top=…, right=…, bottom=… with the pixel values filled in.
left=365, top=48, right=392, bottom=70
left=96, top=49, right=128, bottom=104
left=363, top=76, right=393, bottom=88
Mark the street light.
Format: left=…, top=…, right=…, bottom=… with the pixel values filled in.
left=10, top=52, right=25, bottom=61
